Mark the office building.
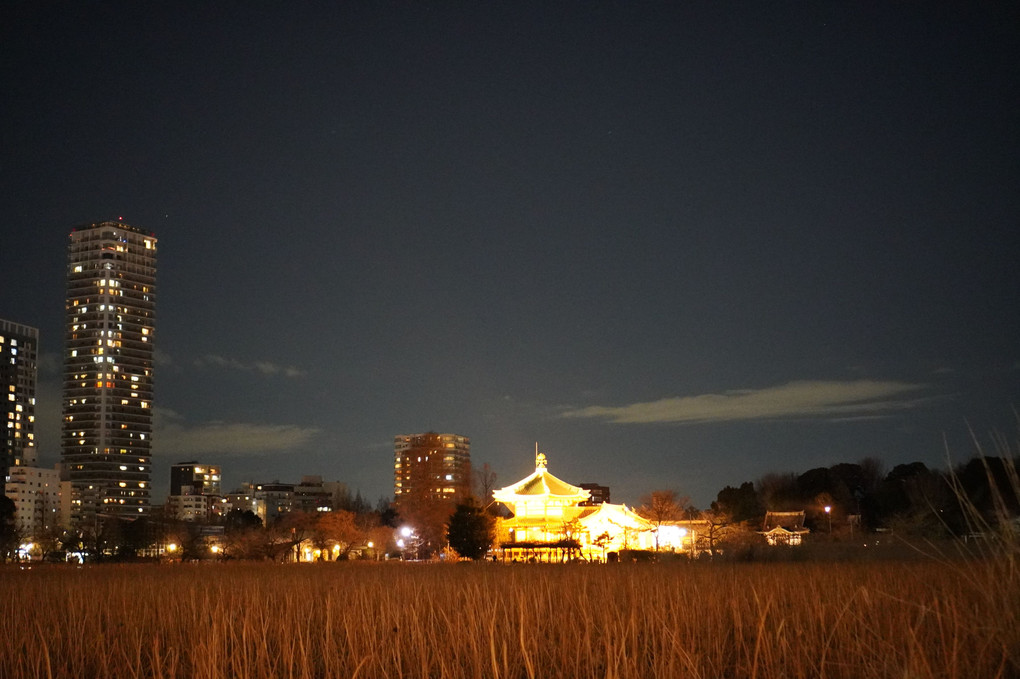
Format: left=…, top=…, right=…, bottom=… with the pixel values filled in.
left=61, top=221, right=157, bottom=523
left=1, top=319, right=38, bottom=478
left=393, top=432, right=471, bottom=511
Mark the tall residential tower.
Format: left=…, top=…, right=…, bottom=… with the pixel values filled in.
left=393, top=432, right=471, bottom=512
left=1, top=318, right=38, bottom=478
left=61, top=221, right=157, bottom=523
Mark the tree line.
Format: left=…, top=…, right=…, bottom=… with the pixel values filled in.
left=2, top=454, right=1017, bottom=562
left=707, top=454, right=1020, bottom=540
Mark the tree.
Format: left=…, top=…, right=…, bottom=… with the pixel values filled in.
left=712, top=482, right=763, bottom=523
left=315, top=509, right=361, bottom=560
left=756, top=473, right=800, bottom=511
left=274, top=511, right=319, bottom=561
left=474, top=463, right=497, bottom=504
left=637, top=490, right=687, bottom=551
left=399, top=497, right=456, bottom=558
left=592, top=531, right=612, bottom=562
left=222, top=527, right=273, bottom=561
left=696, top=507, right=744, bottom=557
left=446, top=499, right=495, bottom=560
left=0, top=495, right=18, bottom=562
left=224, top=508, right=262, bottom=532
left=120, top=517, right=154, bottom=558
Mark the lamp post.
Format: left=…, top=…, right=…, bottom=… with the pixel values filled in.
left=824, top=506, right=832, bottom=534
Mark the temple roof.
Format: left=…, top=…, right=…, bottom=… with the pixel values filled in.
left=576, top=503, right=651, bottom=531
left=492, top=451, right=590, bottom=503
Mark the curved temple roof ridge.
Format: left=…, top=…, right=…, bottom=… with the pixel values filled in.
left=493, top=449, right=590, bottom=502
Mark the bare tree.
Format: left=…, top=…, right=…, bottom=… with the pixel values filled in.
left=637, top=490, right=688, bottom=551
left=474, top=463, right=497, bottom=504
left=315, top=509, right=360, bottom=560
left=697, top=507, right=748, bottom=557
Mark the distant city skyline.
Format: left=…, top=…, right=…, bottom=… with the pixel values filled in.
left=2, top=3, right=1017, bottom=508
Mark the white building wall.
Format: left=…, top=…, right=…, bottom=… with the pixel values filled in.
left=4, top=466, right=61, bottom=537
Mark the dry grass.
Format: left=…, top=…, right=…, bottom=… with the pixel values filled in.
left=1, top=556, right=1017, bottom=679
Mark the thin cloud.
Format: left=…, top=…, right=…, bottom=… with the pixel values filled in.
left=153, top=408, right=319, bottom=456
left=35, top=352, right=61, bottom=377
left=560, top=379, right=929, bottom=425
left=153, top=349, right=174, bottom=367
left=195, top=354, right=306, bottom=378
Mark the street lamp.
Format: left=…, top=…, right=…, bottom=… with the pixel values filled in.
left=398, top=526, right=416, bottom=560
left=824, top=506, right=832, bottom=534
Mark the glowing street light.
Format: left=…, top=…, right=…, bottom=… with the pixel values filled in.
left=824, top=506, right=832, bottom=534
left=397, top=527, right=417, bottom=560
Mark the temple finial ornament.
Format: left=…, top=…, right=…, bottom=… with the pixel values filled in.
left=535, top=444, right=547, bottom=470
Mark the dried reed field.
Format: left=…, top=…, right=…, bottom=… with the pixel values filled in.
left=2, top=554, right=1018, bottom=679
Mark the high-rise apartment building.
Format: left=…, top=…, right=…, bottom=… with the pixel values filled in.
left=393, top=432, right=471, bottom=511
left=1, top=319, right=38, bottom=478
left=61, top=221, right=157, bottom=523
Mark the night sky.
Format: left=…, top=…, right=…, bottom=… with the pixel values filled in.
left=2, top=2, right=1018, bottom=507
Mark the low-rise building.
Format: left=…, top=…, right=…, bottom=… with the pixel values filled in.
left=4, top=465, right=61, bottom=537
left=166, top=493, right=213, bottom=522
left=759, top=511, right=810, bottom=545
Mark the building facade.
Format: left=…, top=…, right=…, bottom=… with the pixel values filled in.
left=393, top=432, right=471, bottom=511
left=170, top=462, right=222, bottom=497
left=492, top=451, right=702, bottom=562
left=1, top=319, right=38, bottom=478
left=4, top=465, right=61, bottom=537
left=252, top=482, right=295, bottom=524
left=166, top=462, right=224, bottom=522
left=165, top=493, right=215, bottom=522
left=61, top=221, right=157, bottom=523
left=293, top=475, right=332, bottom=513
left=579, top=483, right=610, bottom=506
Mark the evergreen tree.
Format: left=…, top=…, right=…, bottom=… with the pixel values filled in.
left=0, top=495, right=18, bottom=562
left=446, top=499, right=494, bottom=560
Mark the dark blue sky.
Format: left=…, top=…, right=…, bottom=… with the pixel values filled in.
left=2, top=2, right=1018, bottom=507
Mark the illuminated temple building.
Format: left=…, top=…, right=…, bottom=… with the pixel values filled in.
left=492, top=450, right=703, bottom=561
